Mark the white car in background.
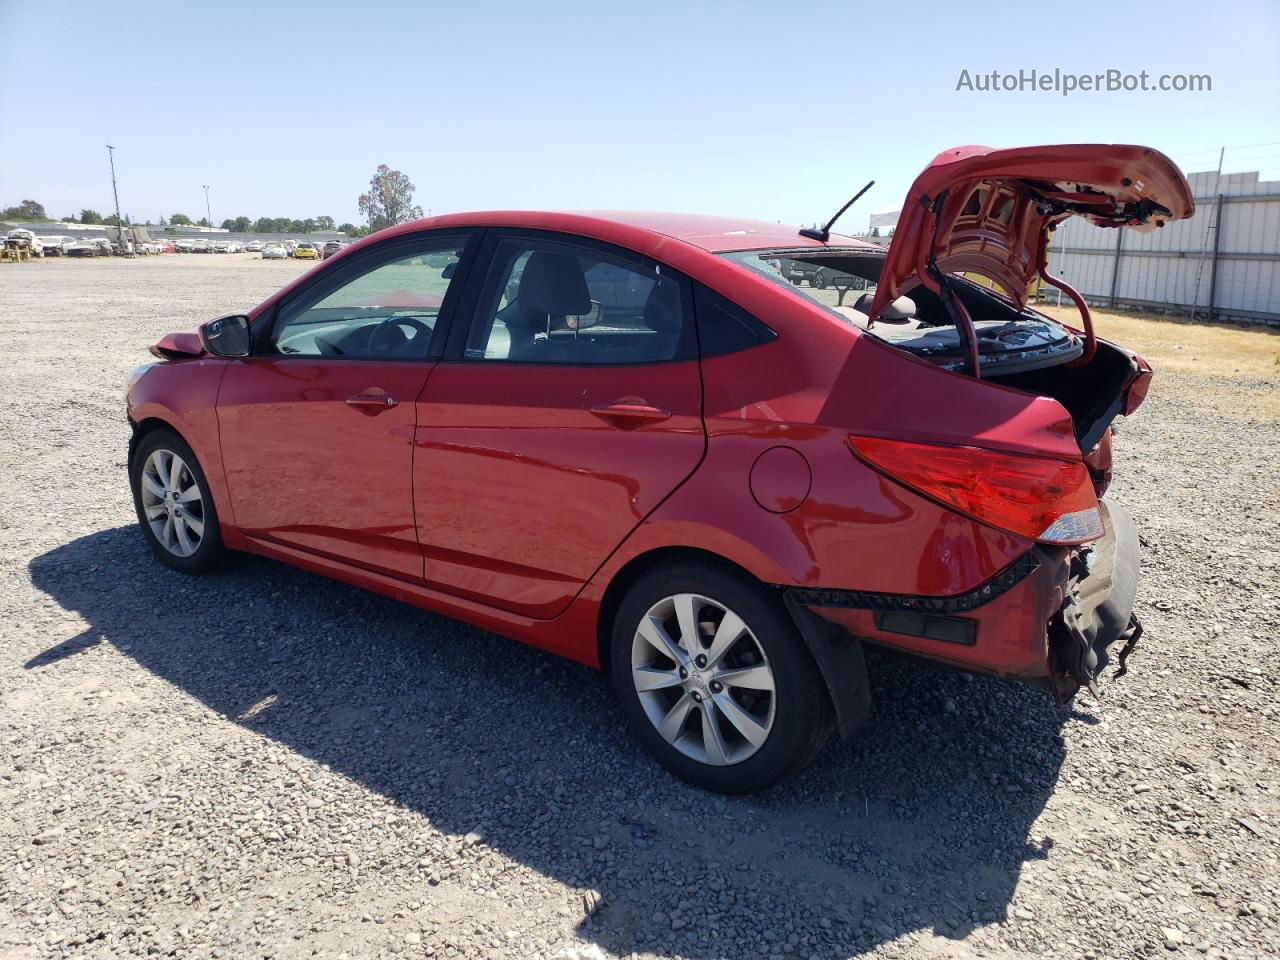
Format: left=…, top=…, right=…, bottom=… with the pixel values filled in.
left=37, top=236, right=72, bottom=256
left=261, top=241, right=287, bottom=259
left=5, top=228, right=43, bottom=257
left=244, top=240, right=264, bottom=253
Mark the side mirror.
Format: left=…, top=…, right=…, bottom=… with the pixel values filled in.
left=200, top=314, right=251, bottom=357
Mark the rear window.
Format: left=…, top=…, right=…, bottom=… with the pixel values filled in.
left=718, top=248, right=885, bottom=321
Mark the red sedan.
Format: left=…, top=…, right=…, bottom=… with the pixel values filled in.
left=127, top=144, right=1193, bottom=793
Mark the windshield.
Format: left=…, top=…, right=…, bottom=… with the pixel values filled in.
left=719, top=248, right=886, bottom=324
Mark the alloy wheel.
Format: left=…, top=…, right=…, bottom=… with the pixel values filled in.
left=630, top=593, right=777, bottom=766
left=139, top=449, right=205, bottom=558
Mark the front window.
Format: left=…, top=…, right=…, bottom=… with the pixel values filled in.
left=271, top=242, right=464, bottom=358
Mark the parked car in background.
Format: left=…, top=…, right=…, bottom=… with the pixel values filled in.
left=193, top=239, right=212, bottom=253
left=124, top=144, right=1192, bottom=793
left=66, top=238, right=112, bottom=257
left=37, top=236, right=70, bottom=256
left=5, top=229, right=42, bottom=257
left=322, top=240, right=343, bottom=259
left=245, top=240, right=265, bottom=253
left=161, top=240, right=176, bottom=254
left=174, top=239, right=194, bottom=253
left=261, top=241, right=287, bottom=259
left=293, top=241, right=320, bottom=260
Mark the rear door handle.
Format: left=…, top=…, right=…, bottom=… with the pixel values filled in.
left=346, top=392, right=398, bottom=413
left=589, top=402, right=671, bottom=425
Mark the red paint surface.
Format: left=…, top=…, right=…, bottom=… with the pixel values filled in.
left=127, top=166, right=1179, bottom=678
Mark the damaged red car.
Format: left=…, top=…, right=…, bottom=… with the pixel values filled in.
left=126, top=144, right=1193, bottom=793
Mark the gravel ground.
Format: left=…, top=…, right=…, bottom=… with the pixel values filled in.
left=1, top=256, right=1278, bottom=960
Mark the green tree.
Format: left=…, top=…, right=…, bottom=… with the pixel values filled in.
left=315, top=215, right=335, bottom=230
left=79, top=209, right=104, bottom=224
left=1, top=199, right=47, bottom=220
left=357, top=164, right=423, bottom=231
left=197, top=217, right=210, bottom=227
left=170, top=213, right=193, bottom=226
left=337, top=222, right=356, bottom=234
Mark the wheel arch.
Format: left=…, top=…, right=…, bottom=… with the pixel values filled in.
left=128, top=415, right=188, bottom=467
left=595, top=545, right=772, bottom=679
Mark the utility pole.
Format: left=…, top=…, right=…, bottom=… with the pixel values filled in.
left=203, top=185, right=212, bottom=231
left=1189, top=146, right=1224, bottom=322
left=106, top=144, right=131, bottom=257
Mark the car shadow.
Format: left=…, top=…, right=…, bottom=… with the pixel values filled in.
left=28, top=526, right=1070, bottom=958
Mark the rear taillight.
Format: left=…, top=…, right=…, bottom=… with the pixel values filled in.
left=848, top=436, right=1104, bottom=545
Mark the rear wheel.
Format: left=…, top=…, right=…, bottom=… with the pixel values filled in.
left=130, top=429, right=226, bottom=574
left=611, top=562, right=831, bottom=793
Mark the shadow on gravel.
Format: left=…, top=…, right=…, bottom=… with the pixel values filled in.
left=31, top=526, right=1070, bottom=959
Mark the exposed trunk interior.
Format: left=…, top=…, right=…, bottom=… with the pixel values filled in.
left=986, top=340, right=1135, bottom=454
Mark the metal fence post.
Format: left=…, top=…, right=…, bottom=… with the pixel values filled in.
left=1108, top=227, right=1124, bottom=308
left=1207, top=193, right=1225, bottom=324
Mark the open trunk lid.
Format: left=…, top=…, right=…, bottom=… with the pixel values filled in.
left=868, top=143, right=1194, bottom=321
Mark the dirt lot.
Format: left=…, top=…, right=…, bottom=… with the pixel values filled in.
left=1, top=255, right=1278, bottom=960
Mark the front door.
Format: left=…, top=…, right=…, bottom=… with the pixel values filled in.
left=217, top=233, right=474, bottom=580
left=414, top=232, right=705, bottom=618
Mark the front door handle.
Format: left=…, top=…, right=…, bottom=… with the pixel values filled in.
left=346, top=392, right=398, bottom=413
left=589, top=401, right=671, bottom=425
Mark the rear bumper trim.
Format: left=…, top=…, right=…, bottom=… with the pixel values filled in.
left=787, top=551, right=1040, bottom=616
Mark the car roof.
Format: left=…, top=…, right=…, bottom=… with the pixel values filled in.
left=373, top=210, right=881, bottom=255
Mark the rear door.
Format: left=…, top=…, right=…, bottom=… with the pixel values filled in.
left=217, top=232, right=477, bottom=580
left=413, top=231, right=705, bottom=619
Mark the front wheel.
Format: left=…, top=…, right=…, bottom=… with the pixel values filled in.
left=130, top=429, right=227, bottom=574
left=611, top=563, right=831, bottom=794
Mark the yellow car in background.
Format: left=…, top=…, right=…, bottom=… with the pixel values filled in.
left=294, top=242, right=320, bottom=260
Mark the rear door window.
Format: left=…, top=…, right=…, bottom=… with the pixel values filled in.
left=464, top=236, right=692, bottom=364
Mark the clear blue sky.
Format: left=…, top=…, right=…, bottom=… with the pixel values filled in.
left=3, top=0, right=1278, bottom=229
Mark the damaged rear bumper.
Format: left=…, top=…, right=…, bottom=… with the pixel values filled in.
left=784, top=498, right=1142, bottom=733
left=1047, top=500, right=1143, bottom=700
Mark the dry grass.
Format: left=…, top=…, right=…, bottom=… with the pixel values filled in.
left=1039, top=305, right=1280, bottom=421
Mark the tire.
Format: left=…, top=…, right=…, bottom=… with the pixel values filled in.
left=611, top=562, right=832, bottom=794
left=811, top=271, right=828, bottom=290
left=130, top=429, right=227, bottom=574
